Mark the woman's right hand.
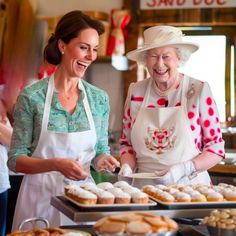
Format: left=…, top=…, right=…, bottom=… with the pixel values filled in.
left=54, top=158, right=89, bottom=180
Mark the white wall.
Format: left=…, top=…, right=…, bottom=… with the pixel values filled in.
left=85, top=63, right=124, bottom=135
left=36, top=0, right=123, bottom=16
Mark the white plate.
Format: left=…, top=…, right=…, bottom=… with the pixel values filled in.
left=126, top=172, right=165, bottom=179
left=63, top=229, right=91, bottom=236
left=64, top=195, right=156, bottom=208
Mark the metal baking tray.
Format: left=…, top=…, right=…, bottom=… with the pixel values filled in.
left=64, top=195, right=156, bottom=209
left=150, top=196, right=236, bottom=209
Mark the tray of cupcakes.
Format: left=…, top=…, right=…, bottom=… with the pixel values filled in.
left=93, top=211, right=178, bottom=236
left=64, top=181, right=157, bottom=208
left=142, top=183, right=236, bottom=209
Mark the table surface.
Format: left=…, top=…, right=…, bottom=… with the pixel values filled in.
left=51, top=196, right=226, bottom=223
left=52, top=196, right=213, bottom=235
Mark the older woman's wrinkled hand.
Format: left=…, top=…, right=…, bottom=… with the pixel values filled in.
left=118, top=163, right=133, bottom=176
left=154, top=160, right=196, bottom=186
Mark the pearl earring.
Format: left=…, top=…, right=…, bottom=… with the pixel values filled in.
left=61, top=51, right=64, bottom=55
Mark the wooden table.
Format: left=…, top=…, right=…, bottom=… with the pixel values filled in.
left=209, top=164, right=236, bottom=176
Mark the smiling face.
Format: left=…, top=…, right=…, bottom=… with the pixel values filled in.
left=58, top=28, right=99, bottom=78
left=146, top=47, right=180, bottom=88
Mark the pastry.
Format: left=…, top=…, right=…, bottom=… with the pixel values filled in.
left=158, top=191, right=175, bottom=203
left=80, top=182, right=97, bottom=191
left=94, top=212, right=178, bottom=235
left=114, top=191, right=131, bottom=204
left=203, top=209, right=236, bottom=230
left=206, top=191, right=223, bottom=202
left=130, top=191, right=149, bottom=203
left=96, top=190, right=115, bottom=204
left=143, top=215, right=169, bottom=233
left=126, top=221, right=152, bottom=235
left=7, top=227, right=65, bottom=236
left=223, top=190, right=236, bottom=201
left=97, top=182, right=114, bottom=190
left=190, top=192, right=207, bottom=202
left=121, top=186, right=140, bottom=194
left=142, top=185, right=156, bottom=197
left=65, top=185, right=97, bottom=205
left=155, top=184, right=168, bottom=191
left=113, top=180, right=130, bottom=188
left=175, top=192, right=191, bottom=202
left=97, top=220, right=126, bottom=235
left=107, top=187, right=124, bottom=195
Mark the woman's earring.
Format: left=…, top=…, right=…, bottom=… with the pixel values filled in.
left=61, top=51, right=64, bottom=55
left=187, top=83, right=195, bottom=98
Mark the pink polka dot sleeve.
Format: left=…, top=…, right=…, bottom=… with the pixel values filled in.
left=198, top=82, right=225, bottom=157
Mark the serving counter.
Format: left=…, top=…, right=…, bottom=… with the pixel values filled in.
left=51, top=195, right=230, bottom=224
left=51, top=196, right=227, bottom=235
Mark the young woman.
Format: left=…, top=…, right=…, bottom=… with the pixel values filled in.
left=8, top=10, right=120, bottom=229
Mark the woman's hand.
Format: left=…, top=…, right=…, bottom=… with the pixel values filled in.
left=95, top=154, right=120, bottom=173
left=118, top=163, right=133, bottom=176
left=54, top=158, right=89, bottom=180
left=154, top=160, right=196, bottom=185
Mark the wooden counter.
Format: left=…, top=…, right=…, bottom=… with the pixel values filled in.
left=209, top=163, right=236, bottom=176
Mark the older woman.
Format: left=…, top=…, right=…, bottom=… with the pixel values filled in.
left=119, top=25, right=224, bottom=188
left=8, top=11, right=120, bottom=229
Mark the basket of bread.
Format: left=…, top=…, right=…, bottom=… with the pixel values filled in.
left=7, top=217, right=90, bottom=236
left=202, top=209, right=236, bottom=236
left=93, top=211, right=178, bottom=236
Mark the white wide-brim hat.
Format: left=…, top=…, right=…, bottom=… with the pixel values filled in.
left=126, top=25, right=199, bottom=64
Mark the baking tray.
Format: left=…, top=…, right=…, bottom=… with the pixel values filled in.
left=64, top=195, right=156, bottom=209
left=149, top=196, right=236, bottom=209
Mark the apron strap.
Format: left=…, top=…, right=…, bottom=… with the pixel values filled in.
left=78, top=80, right=96, bottom=132
left=142, top=78, right=152, bottom=108
left=41, top=76, right=54, bottom=133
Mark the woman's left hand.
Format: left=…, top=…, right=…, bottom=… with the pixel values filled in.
left=155, top=160, right=196, bottom=185
left=95, top=154, right=120, bottom=173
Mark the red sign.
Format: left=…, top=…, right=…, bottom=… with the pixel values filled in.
left=140, top=0, right=236, bottom=10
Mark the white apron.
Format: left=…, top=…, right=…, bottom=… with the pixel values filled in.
left=12, top=76, right=97, bottom=230
left=131, top=77, right=211, bottom=188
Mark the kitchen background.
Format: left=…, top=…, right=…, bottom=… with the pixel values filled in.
left=0, top=0, right=125, bottom=152
left=2, top=0, right=236, bottom=232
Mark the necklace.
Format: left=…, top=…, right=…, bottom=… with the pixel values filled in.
left=153, top=74, right=180, bottom=97
left=60, top=89, right=79, bottom=101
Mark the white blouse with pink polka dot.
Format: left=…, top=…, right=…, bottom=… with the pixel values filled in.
left=119, top=75, right=225, bottom=158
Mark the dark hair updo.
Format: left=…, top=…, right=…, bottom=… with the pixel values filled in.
left=44, top=10, right=105, bottom=65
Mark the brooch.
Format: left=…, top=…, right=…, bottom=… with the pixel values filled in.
left=186, top=83, right=195, bottom=98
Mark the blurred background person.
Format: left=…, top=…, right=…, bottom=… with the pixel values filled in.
left=0, top=94, right=13, bottom=236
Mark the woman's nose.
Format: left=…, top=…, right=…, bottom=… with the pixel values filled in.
left=86, top=50, right=97, bottom=61
left=156, top=57, right=164, bottom=67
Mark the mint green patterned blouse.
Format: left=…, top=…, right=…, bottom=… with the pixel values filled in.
left=8, top=77, right=110, bottom=172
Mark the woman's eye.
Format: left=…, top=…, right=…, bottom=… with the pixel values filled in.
left=80, top=45, right=89, bottom=50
